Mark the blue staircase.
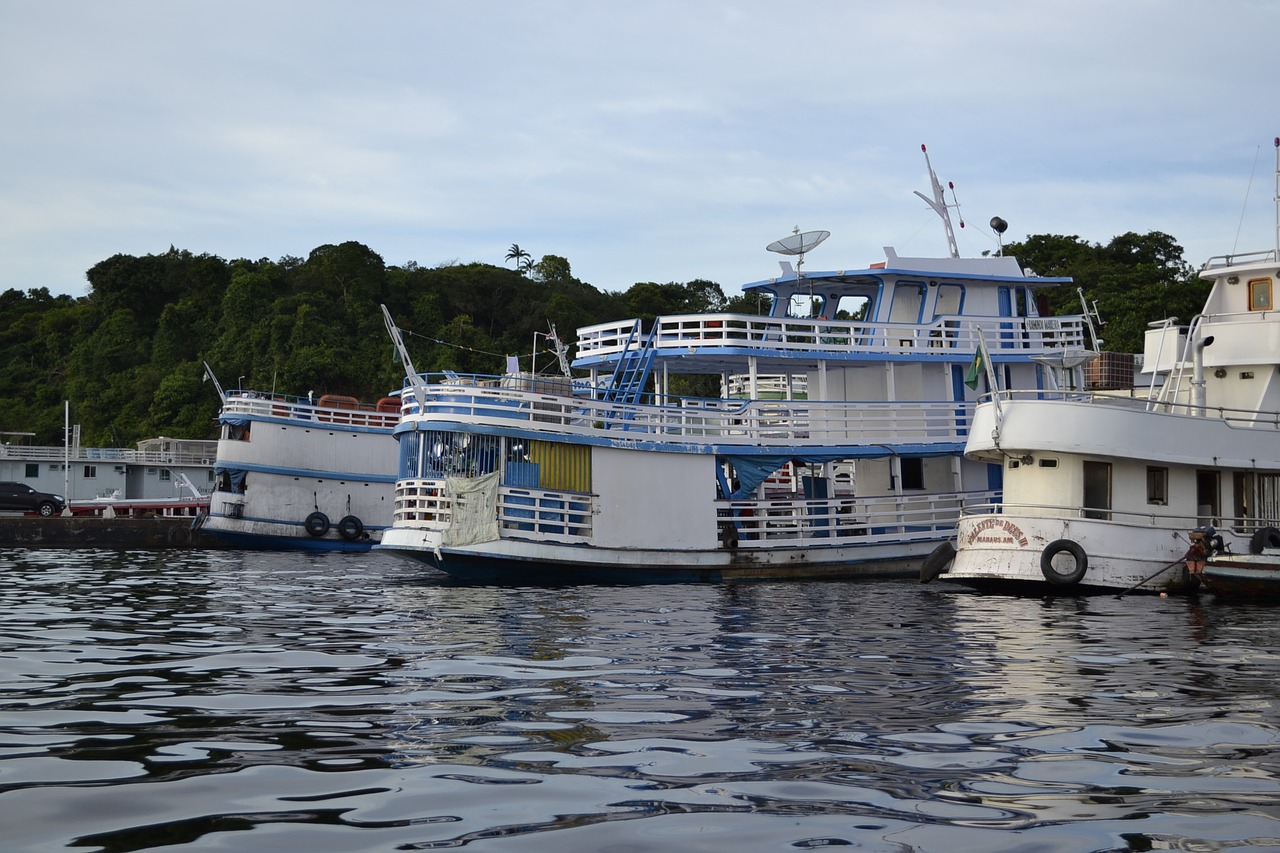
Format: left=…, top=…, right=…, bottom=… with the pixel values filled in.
left=600, top=322, right=657, bottom=406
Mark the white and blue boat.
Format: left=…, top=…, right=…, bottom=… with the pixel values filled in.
left=376, top=149, right=1097, bottom=581
left=931, top=138, right=1280, bottom=595
left=197, top=377, right=400, bottom=551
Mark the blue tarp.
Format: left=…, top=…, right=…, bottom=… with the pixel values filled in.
left=213, top=465, right=247, bottom=491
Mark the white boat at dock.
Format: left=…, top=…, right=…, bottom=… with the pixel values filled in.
left=0, top=432, right=215, bottom=516
left=376, top=148, right=1100, bottom=582
left=196, top=375, right=400, bottom=551
left=930, top=138, right=1280, bottom=595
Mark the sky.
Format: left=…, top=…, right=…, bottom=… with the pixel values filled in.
left=2, top=1, right=1279, bottom=300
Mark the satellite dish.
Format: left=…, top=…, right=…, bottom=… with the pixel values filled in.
left=767, top=229, right=830, bottom=256
left=767, top=228, right=829, bottom=318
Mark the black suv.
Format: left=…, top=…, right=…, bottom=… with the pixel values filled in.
left=0, top=481, right=68, bottom=516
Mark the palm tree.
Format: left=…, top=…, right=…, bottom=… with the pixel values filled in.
left=505, top=243, right=531, bottom=274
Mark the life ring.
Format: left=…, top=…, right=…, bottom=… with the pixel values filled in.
left=338, top=515, right=364, bottom=541
left=1249, top=526, right=1280, bottom=554
left=304, top=511, right=330, bottom=537
left=1040, top=539, right=1088, bottom=585
left=919, top=540, right=956, bottom=583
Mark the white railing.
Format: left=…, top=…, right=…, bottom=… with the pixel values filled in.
left=962, top=500, right=1280, bottom=533
left=401, top=382, right=974, bottom=447
left=393, top=479, right=593, bottom=544
left=989, top=388, right=1280, bottom=430
left=221, top=393, right=400, bottom=431
left=722, top=488, right=996, bottom=548
left=1201, top=249, right=1278, bottom=270
left=0, top=444, right=218, bottom=465
left=394, top=478, right=989, bottom=551
left=576, top=313, right=1088, bottom=360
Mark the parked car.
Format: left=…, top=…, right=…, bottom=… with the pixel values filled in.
left=0, top=481, right=67, bottom=516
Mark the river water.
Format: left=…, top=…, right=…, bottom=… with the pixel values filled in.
left=1, top=548, right=1279, bottom=852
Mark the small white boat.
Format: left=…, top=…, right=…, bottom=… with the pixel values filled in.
left=932, top=139, right=1280, bottom=595
left=197, top=377, right=400, bottom=551
left=1201, top=527, right=1280, bottom=599
left=377, top=148, right=1100, bottom=582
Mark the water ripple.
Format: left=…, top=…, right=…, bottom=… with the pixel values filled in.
left=3, top=548, right=1280, bottom=851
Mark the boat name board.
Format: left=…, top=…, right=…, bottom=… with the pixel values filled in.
left=965, top=517, right=1029, bottom=547
left=1024, top=318, right=1061, bottom=330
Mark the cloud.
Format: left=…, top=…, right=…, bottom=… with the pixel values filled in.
left=1, top=1, right=1278, bottom=299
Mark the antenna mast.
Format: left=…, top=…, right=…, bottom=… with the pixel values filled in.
left=913, top=143, right=963, bottom=259
left=1274, top=136, right=1279, bottom=255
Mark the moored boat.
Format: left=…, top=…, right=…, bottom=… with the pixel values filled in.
left=376, top=148, right=1098, bottom=582
left=197, top=376, right=400, bottom=551
left=931, top=139, right=1280, bottom=595
left=1201, top=526, right=1280, bottom=599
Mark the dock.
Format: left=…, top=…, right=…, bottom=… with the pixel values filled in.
left=0, top=514, right=230, bottom=549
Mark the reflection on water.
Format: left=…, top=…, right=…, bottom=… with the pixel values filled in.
left=2, top=548, right=1280, bottom=851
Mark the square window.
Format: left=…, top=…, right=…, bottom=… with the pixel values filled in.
left=1249, top=278, right=1273, bottom=311
left=1147, top=466, right=1168, bottom=505
left=900, top=457, right=925, bottom=490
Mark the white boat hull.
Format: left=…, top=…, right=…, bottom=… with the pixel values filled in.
left=940, top=514, right=1201, bottom=594
left=199, top=393, right=399, bottom=551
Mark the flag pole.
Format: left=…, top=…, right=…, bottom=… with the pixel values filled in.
left=974, top=327, right=1002, bottom=421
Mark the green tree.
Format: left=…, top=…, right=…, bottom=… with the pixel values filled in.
left=1003, top=231, right=1204, bottom=353
left=505, top=243, right=531, bottom=274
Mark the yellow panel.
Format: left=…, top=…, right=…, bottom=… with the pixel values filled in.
left=529, top=440, right=591, bottom=493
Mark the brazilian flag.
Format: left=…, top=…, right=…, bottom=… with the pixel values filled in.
left=964, top=346, right=986, bottom=391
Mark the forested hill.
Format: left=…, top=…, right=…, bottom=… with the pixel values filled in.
left=0, top=231, right=1210, bottom=447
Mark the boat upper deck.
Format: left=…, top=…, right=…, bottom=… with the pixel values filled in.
left=219, top=391, right=401, bottom=431
left=397, top=373, right=973, bottom=455
left=575, top=311, right=1090, bottom=372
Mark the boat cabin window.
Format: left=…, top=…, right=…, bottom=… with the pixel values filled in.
left=1038, top=458, right=1058, bottom=468
left=888, top=282, right=925, bottom=323
left=900, top=458, right=924, bottom=490
left=829, top=295, right=869, bottom=321
left=933, top=284, right=963, bottom=319
left=1248, top=278, right=1273, bottom=311
left=1256, top=473, right=1280, bottom=532
left=1233, top=471, right=1253, bottom=533
left=1147, top=466, right=1168, bottom=506
left=1082, top=461, right=1112, bottom=521
left=1196, top=469, right=1220, bottom=527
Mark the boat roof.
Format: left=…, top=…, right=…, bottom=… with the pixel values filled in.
left=742, top=247, right=1072, bottom=297
left=1198, top=250, right=1279, bottom=281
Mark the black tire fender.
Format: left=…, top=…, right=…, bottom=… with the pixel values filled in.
left=920, top=540, right=956, bottom=583
left=304, top=511, right=330, bottom=538
left=1041, top=538, right=1088, bottom=585
left=338, top=514, right=364, bottom=541
left=1249, top=526, right=1280, bottom=554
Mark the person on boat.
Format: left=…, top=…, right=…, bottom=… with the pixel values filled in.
left=1185, top=530, right=1208, bottom=575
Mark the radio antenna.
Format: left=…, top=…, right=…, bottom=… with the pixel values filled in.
left=913, top=144, right=964, bottom=258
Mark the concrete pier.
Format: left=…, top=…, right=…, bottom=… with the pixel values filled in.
left=0, top=515, right=231, bottom=549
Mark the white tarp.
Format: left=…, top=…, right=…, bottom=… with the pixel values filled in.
left=440, top=470, right=500, bottom=547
